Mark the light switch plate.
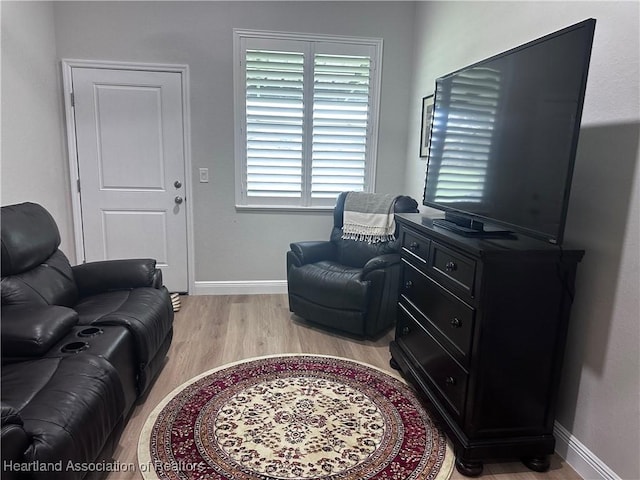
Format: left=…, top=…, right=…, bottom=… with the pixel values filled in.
left=199, top=168, right=209, bottom=183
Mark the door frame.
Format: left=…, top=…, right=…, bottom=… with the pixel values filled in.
left=61, top=59, right=195, bottom=293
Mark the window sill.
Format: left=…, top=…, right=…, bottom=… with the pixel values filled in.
left=235, top=204, right=334, bottom=214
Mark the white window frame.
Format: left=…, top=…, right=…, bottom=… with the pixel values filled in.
left=233, top=29, right=383, bottom=211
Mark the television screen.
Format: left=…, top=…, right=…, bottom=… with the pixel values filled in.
left=423, top=19, right=596, bottom=244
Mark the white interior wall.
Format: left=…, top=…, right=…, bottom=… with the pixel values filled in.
left=0, top=1, right=75, bottom=257
left=404, top=2, right=640, bottom=479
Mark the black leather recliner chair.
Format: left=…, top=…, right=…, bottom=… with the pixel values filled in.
left=1, top=202, right=174, bottom=480
left=287, top=192, right=418, bottom=338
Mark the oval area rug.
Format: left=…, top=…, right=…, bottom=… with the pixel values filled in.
left=138, top=354, right=453, bottom=480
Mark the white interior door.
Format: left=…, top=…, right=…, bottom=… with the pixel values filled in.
left=71, top=67, right=188, bottom=292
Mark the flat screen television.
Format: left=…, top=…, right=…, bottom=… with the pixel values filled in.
left=423, top=19, right=596, bottom=245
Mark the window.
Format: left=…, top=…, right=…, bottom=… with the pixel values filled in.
left=234, top=30, right=382, bottom=209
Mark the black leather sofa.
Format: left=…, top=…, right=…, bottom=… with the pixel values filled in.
left=1, top=202, right=174, bottom=480
left=287, top=192, right=418, bottom=338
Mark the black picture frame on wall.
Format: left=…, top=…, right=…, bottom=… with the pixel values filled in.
left=420, top=94, right=434, bottom=158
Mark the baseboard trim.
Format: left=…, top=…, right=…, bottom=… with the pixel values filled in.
left=193, top=280, right=288, bottom=296
left=554, top=421, right=621, bottom=480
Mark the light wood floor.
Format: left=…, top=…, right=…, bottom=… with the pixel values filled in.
left=109, top=294, right=582, bottom=480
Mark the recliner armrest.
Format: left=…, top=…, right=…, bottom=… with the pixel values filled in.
left=1, top=402, right=29, bottom=478
left=289, top=241, right=337, bottom=267
left=1, top=305, right=78, bottom=359
left=72, top=258, right=163, bottom=296
left=361, top=253, right=401, bottom=279
left=1, top=403, right=23, bottom=428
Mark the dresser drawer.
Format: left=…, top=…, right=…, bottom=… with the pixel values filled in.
left=402, top=261, right=475, bottom=361
left=430, top=242, right=477, bottom=297
left=397, top=304, right=468, bottom=420
left=400, top=228, right=430, bottom=264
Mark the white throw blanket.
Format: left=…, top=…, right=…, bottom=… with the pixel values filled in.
left=341, top=192, right=398, bottom=243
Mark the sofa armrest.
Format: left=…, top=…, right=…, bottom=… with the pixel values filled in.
left=288, top=241, right=336, bottom=268
left=1, top=402, right=29, bottom=479
left=361, top=253, right=401, bottom=279
left=1, top=404, right=22, bottom=427
left=1, top=305, right=78, bottom=358
left=72, top=258, right=162, bottom=296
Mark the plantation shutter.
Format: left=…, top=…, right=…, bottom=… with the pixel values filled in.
left=312, top=51, right=371, bottom=199
left=245, top=48, right=305, bottom=199
left=237, top=33, right=380, bottom=208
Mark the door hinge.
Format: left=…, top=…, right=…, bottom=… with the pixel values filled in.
left=77, top=179, right=81, bottom=192
left=70, top=92, right=75, bottom=107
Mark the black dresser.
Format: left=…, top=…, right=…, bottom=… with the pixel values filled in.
left=389, top=213, right=584, bottom=476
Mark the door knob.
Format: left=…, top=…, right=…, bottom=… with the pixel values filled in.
left=174, top=196, right=184, bottom=205
left=174, top=180, right=182, bottom=189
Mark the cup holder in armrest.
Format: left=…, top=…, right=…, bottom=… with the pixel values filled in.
left=78, top=327, right=103, bottom=338
left=61, top=341, right=90, bottom=353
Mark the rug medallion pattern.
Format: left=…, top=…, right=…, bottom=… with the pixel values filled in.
left=139, top=355, right=452, bottom=480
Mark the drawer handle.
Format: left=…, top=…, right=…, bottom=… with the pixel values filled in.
left=404, top=280, right=414, bottom=290
left=401, top=326, right=411, bottom=336
left=445, top=261, right=458, bottom=272
left=450, top=317, right=462, bottom=328
left=445, top=376, right=456, bottom=386
left=409, top=241, right=419, bottom=251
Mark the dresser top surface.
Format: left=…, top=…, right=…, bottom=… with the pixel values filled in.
left=396, top=213, right=585, bottom=260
